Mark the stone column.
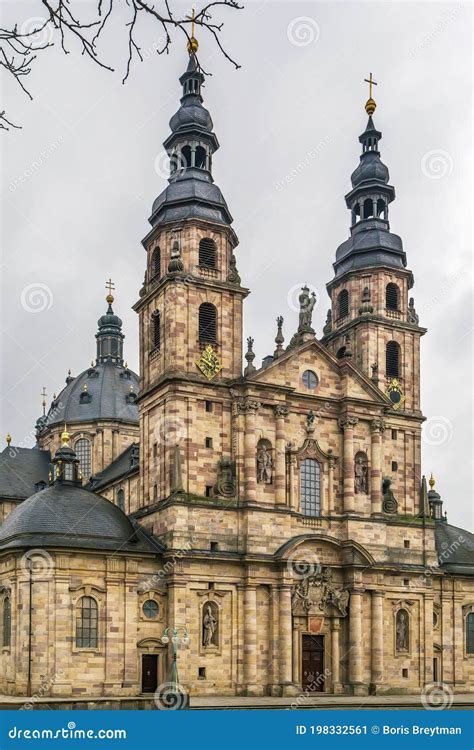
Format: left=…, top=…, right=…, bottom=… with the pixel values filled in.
left=339, top=417, right=358, bottom=513
left=274, top=406, right=289, bottom=507
left=287, top=450, right=297, bottom=511
left=292, top=629, right=299, bottom=685
left=370, top=418, right=385, bottom=514
left=423, top=594, right=434, bottom=686
left=243, top=585, right=258, bottom=694
left=239, top=399, right=260, bottom=504
left=278, top=584, right=294, bottom=694
left=349, top=588, right=365, bottom=694
left=331, top=619, right=342, bottom=693
left=370, top=590, right=384, bottom=690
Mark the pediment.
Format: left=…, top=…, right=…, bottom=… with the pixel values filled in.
left=248, top=339, right=389, bottom=405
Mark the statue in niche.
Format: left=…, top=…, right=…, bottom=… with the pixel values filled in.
left=256, top=441, right=273, bottom=484
left=202, top=602, right=218, bottom=647
left=396, top=609, right=409, bottom=651
left=354, top=452, right=369, bottom=494
left=298, top=286, right=317, bottom=333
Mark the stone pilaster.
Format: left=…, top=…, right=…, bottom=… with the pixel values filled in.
left=274, top=405, right=289, bottom=507
left=339, top=416, right=358, bottom=513
left=237, top=399, right=260, bottom=504
left=243, top=584, right=259, bottom=695
left=349, top=587, right=366, bottom=694
left=278, top=584, right=294, bottom=693
left=370, top=590, right=384, bottom=691
left=331, top=619, right=342, bottom=693
left=370, top=418, right=385, bottom=514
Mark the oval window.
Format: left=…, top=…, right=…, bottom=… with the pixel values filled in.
left=302, top=370, right=318, bottom=390
left=143, top=600, right=159, bottom=619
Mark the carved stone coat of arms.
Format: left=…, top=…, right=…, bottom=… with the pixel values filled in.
left=291, top=567, right=350, bottom=617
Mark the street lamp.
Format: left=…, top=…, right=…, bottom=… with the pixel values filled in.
left=158, top=625, right=190, bottom=709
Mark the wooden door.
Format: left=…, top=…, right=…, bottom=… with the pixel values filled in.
left=301, top=634, right=325, bottom=692
left=141, top=654, right=158, bottom=693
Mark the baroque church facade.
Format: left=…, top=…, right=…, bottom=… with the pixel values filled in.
left=0, top=46, right=473, bottom=702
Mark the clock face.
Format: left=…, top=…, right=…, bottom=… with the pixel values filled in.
left=389, top=390, right=402, bottom=404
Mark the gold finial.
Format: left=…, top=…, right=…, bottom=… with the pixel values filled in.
left=124, top=361, right=128, bottom=368
left=364, top=72, right=377, bottom=116
left=61, top=424, right=70, bottom=446
left=105, top=278, right=115, bottom=305
left=6, top=433, right=11, bottom=446
left=429, top=473, right=435, bottom=490
left=187, top=8, right=199, bottom=54
left=83, top=383, right=88, bottom=391
left=129, top=385, right=134, bottom=392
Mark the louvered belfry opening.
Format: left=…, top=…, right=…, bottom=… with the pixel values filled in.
left=386, top=282, right=399, bottom=311
left=386, top=340, right=400, bottom=377
left=337, top=289, right=349, bottom=318
left=199, top=238, right=217, bottom=268
left=152, top=311, right=161, bottom=350
left=199, top=303, right=217, bottom=343
left=152, top=247, right=161, bottom=279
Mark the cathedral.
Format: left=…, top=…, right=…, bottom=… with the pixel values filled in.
left=0, top=40, right=473, bottom=704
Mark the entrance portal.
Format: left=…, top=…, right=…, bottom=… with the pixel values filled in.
left=302, top=634, right=325, bottom=692
left=141, top=654, right=158, bottom=693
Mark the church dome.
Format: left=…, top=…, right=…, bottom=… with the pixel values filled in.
left=44, top=362, right=139, bottom=429
left=169, top=101, right=213, bottom=134
left=0, top=482, right=148, bottom=552
left=351, top=151, right=389, bottom=187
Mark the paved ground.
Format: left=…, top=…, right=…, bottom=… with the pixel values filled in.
left=0, top=693, right=473, bottom=711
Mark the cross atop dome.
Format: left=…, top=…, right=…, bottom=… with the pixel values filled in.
left=364, top=72, right=377, bottom=115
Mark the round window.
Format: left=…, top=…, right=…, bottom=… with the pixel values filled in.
left=143, top=600, right=159, bottom=619
left=302, top=370, right=318, bottom=390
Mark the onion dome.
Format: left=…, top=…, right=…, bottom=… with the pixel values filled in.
left=149, top=48, right=232, bottom=229
left=332, top=91, right=406, bottom=279
left=39, top=291, right=139, bottom=433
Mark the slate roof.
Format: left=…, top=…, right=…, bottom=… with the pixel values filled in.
left=0, top=446, right=51, bottom=500
left=0, top=482, right=162, bottom=554
left=88, top=443, right=139, bottom=492
left=435, top=522, right=474, bottom=576
left=43, top=362, right=139, bottom=429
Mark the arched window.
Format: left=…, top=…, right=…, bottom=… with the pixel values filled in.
left=2, top=597, right=11, bottom=648
left=151, top=247, right=161, bottom=279
left=181, top=145, right=192, bottom=168
left=152, top=311, right=161, bottom=350
left=363, top=198, right=374, bottom=219
left=199, top=238, right=217, bottom=268
left=199, top=303, right=217, bottom=343
left=75, top=438, right=91, bottom=481
left=116, top=488, right=125, bottom=511
left=195, top=146, right=207, bottom=170
left=377, top=198, right=386, bottom=218
left=300, top=458, right=321, bottom=517
left=337, top=289, right=349, bottom=319
left=386, top=283, right=399, bottom=311
left=76, top=596, right=98, bottom=649
left=386, top=341, right=400, bottom=378
left=466, top=613, right=474, bottom=654
left=336, top=346, right=347, bottom=359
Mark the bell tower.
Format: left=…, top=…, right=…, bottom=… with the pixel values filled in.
left=134, top=37, right=247, bottom=507
left=321, top=76, right=426, bottom=414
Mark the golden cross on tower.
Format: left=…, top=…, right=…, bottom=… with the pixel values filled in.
left=105, top=278, right=115, bottom=304
left=186, top=8, right=199, bottom=54
left=364, top=72, right=377, bottom=116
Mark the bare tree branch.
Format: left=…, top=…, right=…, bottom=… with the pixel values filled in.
left=0, top=0, right=243, bottom=132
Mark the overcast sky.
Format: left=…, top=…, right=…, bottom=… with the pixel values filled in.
left=1, top=1, right=472, bottom=531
